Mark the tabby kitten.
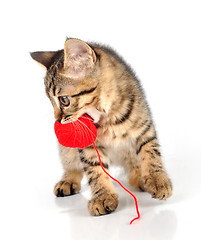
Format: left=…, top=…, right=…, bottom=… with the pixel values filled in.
left=31, top=38, right=172, bottom=216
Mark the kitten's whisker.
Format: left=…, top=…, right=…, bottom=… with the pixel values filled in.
left=71, top=121, right=75, bottom=145
left=75, top=121, right=89, bottom=141
left=76, top=120, right=93, bottom=145
left=72, top=121, right=78, bottom=146
left=74, top=120, right=87, bottom=144
left=77, top=119, right=97, bottom=138
left=77, top=119, right=96, bottom=137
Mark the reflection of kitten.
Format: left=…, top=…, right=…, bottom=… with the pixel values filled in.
left=31, top=38, right=172, bottom=216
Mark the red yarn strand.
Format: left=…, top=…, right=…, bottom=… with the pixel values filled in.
left=92, top=142, right=140, bottom=224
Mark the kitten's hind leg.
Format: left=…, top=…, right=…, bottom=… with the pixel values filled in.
left=54, top=145, right=83, bottom=197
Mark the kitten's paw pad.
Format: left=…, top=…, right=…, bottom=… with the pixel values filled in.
left=88, top=193, right=118, bottom=216
left=144, top=173, right=172, bottom=200
left=54, top=181, right=81, bottom=197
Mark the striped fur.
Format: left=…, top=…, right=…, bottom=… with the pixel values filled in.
left=31, top=38, right=172, bottom=216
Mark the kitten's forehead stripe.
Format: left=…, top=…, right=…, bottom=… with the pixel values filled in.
left=52, top=85, right=56, bottom=96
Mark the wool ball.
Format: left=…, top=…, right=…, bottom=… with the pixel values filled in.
left=54, top=114, right=97, bottom=148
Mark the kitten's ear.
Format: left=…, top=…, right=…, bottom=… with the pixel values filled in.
left=30, top=51, right=57, bottom=69
left=63, top=39, right=96, bottom=79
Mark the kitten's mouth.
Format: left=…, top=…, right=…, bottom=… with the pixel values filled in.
left=60, top=113, right=94, bottom=125
left=60, top=108, right=103, bottom=125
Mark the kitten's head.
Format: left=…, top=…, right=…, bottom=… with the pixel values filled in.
left=30, top=39, right=102, bottom=124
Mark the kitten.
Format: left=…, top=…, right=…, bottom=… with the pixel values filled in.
left=30, top=38, right=172, bottom=216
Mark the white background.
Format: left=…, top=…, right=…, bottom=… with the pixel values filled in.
left=1, top=0, right=201, bottom=239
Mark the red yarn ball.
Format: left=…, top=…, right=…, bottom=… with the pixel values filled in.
left=54, top=114, right=97, bottom=149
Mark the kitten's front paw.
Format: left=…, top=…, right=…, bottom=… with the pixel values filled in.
left=54, top=180, right=81, bottom=197
left=88, top=193, right=118, bottom=216
left=144, top=173, right=172, bottom=200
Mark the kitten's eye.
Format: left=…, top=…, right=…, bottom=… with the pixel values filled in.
left=59, top=96, right=70, bottom=106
